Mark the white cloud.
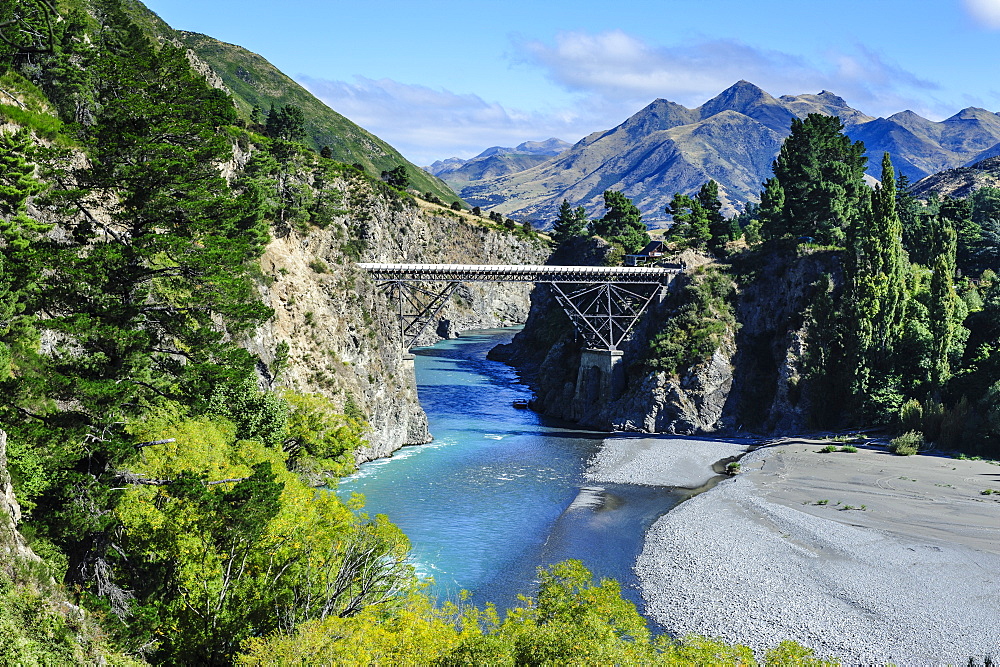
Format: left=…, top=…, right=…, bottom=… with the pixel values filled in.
left=515, top=30, right=943, bottom=119
left=964, top=0, right=1000, bottom=28
left=299, top=31, right=956, bottom=165
left=299, top=76, right=593, bottom=166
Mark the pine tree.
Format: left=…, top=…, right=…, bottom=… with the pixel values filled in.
left=265, top=104, right=306, bottom=142
left=52, top=33, right=272, bottom=422
left=761, top=114, right=867, bottom=245
left=698, top=180, right=735, bottom=254
left=20, top=8, right=275, bottom=602
left=589, top=190, right=649, bottom=254
left=0, top=129, right=49, bottom=382
left=665, top=193, right=710, bottom=249
left=551, top=199, right=588, bottom=245
left=758, top=177, right=785, bottom=241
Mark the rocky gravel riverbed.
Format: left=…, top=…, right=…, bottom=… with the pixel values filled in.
left=590, top=436, right=1000, bottom=663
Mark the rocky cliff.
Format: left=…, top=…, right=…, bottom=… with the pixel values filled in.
left=245, top=170, right=549, bottom=463
left=496, top=245, right=838, bottom=437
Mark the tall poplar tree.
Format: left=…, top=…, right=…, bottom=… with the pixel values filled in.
left=929, top=216, right=958, bottom=387
left=845, top=153, right=909, bottom=398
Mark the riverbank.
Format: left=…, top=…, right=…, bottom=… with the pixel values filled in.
left=627, top=436, right=1000, bottom=663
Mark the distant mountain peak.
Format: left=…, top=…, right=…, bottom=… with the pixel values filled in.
left=699, top=80, right=775, bottom=117
left=815, top=90, right=849, bottom=106
left=947, top=107, right=995, bottom=122
left=450, top=82, right=1000, bottom=226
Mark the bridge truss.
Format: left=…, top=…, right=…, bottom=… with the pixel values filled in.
left=357, top=263, right=681, bottom=350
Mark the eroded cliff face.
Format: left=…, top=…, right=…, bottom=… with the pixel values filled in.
left=498, top=245, right=837, bottom=436
left=728, top=249, right=842, bottom=434
left=244, top=175, right=549, bottom=463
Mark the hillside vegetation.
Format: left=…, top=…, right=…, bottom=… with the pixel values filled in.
left=177, top=31, right=457, bottom=203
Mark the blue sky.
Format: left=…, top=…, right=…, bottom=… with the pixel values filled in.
left=144, top=0, right=1000, bottom=165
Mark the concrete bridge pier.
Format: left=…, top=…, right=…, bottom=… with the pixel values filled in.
left=574, top=348, right=625, bottom=406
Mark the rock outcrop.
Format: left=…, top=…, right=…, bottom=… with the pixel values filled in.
left=0, top=430, right=43, bottom=571
left=245, top=176, right=549, bottom=463
left=497, top=245, right=839, bottom=437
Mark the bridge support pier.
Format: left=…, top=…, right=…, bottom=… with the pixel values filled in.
left=574, top=348, right=624, bottom=405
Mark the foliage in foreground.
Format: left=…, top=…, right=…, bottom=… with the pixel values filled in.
left=239, top=559, right=832, bottom=666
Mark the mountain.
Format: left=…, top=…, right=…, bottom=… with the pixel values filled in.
left=425, top=139, right=571, bottom=192
left=458, top=81, right=1000, bottom=227
left=909, top=155, right=1000, bottom=200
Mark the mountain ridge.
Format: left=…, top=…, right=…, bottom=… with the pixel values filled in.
left=177, top=31, right=457, bottom=202
left=450, top=81, right=1000, bottom=226
left=424, top=138, right=571, bottom=192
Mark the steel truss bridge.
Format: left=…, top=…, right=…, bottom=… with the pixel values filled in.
left=357, top=263, right=682, bottom=350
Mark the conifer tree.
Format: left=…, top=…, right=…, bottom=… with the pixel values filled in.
left=665, top=192, right=710, bottom=249
left=20, top=7, right=273, bottom=597
left=758, top=176, right=785, bottom=242
left=589, top=190, right=649, bottom=254
left=761, top=114, right=867, bottom=245
left=551, top=199, right=588, bottom=246
left=0, top=129, right=48, bottom=382
left=698, top=180, right=737, bottom=254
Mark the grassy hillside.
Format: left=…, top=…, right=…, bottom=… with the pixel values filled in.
left=177, top=31, right=456, bottom=203
left=108, top=0, right=456, bottom=203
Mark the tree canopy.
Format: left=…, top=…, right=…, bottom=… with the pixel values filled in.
left=760, top=113, right=868, bottom=246
left=590, top=190, right=650, bottom=254
left=551, top=199, right=589, bottom=245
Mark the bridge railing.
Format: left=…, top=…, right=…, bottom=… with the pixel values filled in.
left=356, top=263, right=682, bottom=283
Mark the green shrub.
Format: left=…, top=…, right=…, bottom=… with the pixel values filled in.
left=840, top=445, right=858, bottom=453
left=646, top=268, right=735, bottom=376
left=726, top=462, right=741, bottom=475
left=890, top=431, right=923, bottom=456
left=819, top=444, right=837, bottom=453
left=921, top=399, right=944, bottom=443
left=898, top=398, right=923, bottom=432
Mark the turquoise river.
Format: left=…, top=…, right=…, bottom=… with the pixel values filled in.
left=337, top=329, right=689, bottom=618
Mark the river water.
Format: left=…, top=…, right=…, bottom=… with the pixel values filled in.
left=337, top=328, right=686, bottom=615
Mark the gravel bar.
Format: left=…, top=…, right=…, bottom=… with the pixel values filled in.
left=636, top=441, right=1000, bottom=663
left=585, top=435, right=751, bottom=487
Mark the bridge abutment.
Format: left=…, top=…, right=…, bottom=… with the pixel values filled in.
left=574, top=348, right=625, bottom=406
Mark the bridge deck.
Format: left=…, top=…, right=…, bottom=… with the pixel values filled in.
left=357, top=263, right=681, bottom=283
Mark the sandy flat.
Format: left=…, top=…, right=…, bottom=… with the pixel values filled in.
left=636, top=439, right=1000, bottom=664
